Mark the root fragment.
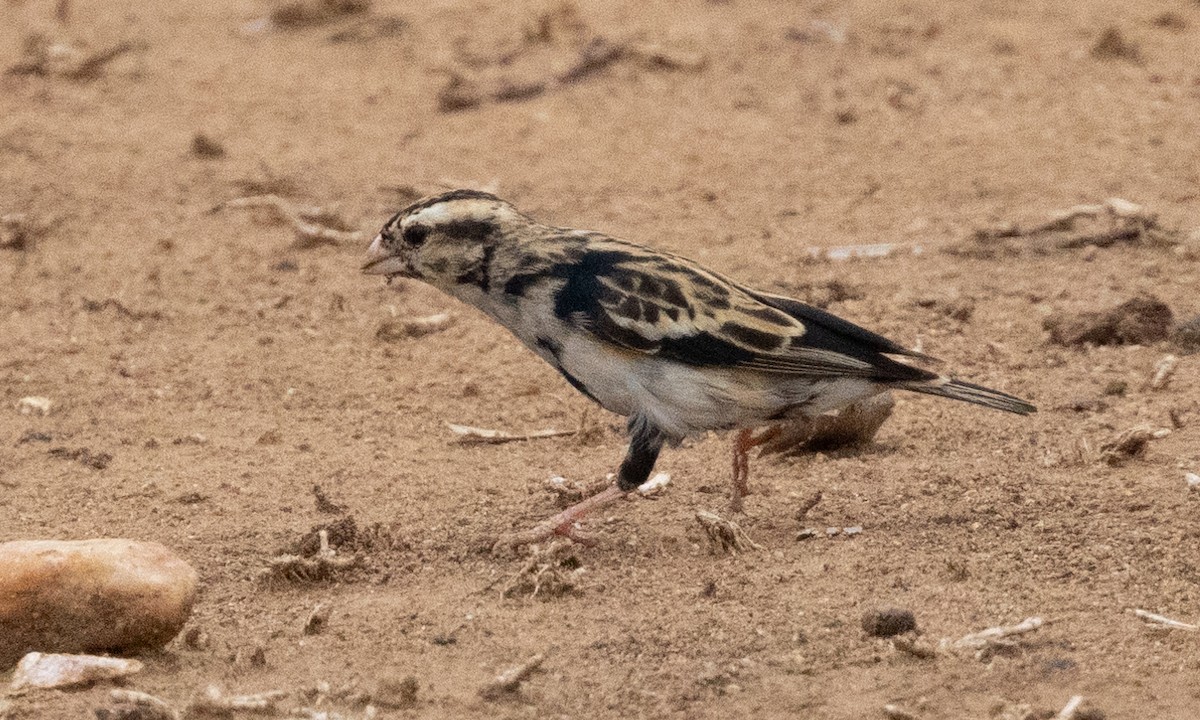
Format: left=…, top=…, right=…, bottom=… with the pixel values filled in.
left=187, top=685, right=288, bottom=716
left=695, top=511, right=761, bottom=554
left=479, top=654, right=546, bottom=700
left=1131, top=608, right=1198, bottom=631
left=502, top=540, right=582, bottom=599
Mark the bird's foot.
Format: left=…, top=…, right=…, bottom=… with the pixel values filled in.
left=729, top=425, right=784, bottom=513
left=491, top=485, right=627, bottom=554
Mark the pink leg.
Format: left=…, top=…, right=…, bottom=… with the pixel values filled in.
left=493, top=485, right=628, bottom=551
left=729, top=426, right=783, bottom=513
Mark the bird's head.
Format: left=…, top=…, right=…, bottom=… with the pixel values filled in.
left=361, top=189, right=523, bottom=286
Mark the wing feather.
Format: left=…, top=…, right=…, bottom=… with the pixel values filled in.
left=550, top=242, right=935, bottom=382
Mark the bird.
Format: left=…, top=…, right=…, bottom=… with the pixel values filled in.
left=361, top=189, right=1036, bottom=547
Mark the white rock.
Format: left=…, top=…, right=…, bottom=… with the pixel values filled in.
left=16, top=397, right=51, bottom=415
left=0, top=539, right=198, bottom=666
left=9, top=652, right=143, bottom=691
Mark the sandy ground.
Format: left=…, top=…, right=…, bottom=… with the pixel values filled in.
left=3, top=0, right=1200, bottom=717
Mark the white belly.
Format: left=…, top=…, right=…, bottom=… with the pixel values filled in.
left=554, top=333, right=880, bottom=439
left=454, top=285, right=883, bottom=439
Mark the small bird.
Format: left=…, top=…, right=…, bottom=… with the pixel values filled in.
left=362, top=190, right=1035, bottom=547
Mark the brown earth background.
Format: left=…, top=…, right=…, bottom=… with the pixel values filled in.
left=2, top=0, right=1200, bottom=718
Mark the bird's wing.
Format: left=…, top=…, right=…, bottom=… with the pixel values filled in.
left=550, top=243, right=936, bottom=382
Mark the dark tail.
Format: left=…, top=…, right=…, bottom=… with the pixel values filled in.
left=897, top=377, right=1036, bottom=415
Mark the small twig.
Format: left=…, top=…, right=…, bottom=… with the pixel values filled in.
left=187, top=685, right=289, bottom=715
left=945, top=616, right=1044, bottom=651
left=447, top=423, right=576, bottom=445
left=1150, top=354, right=1179, bottom=390
left=939, top=616, right=1046, bottom=661
left=479, top=654, right=546, bottom=699
left=105, top=690, right=180, bottom=720
left=891, top=635, right=938, bottom=659
left=1054, top=695, right=1084, bottom=720
left=1131, top=608, right=1198, bottom=631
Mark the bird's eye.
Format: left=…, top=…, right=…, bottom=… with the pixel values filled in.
left=403, top=224, right=430, bottom=247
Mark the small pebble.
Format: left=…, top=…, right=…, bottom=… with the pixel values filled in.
left=1186, top=472, right=1200, bottom=490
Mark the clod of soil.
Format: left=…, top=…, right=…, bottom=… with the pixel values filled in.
left=861, top=608, right=918, bottom=637
left=371, top=674, right=420, bottom=708
left=1043, top=295, right=1173, bottom=346
left=1173, top=315, right=1200, bottom=355
left=190, top=133, right=226, bottom=158
left=1090, top=27, right=1141, bottom=63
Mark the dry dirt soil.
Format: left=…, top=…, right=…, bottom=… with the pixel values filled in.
left=3, top=0, right=1200, bottom=718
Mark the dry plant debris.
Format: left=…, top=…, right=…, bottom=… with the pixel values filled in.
left=447, top=422, right=576, bottom=445
left=1130, top=608, right=1198, bottom=631
left=82, top=297, right=162, bottom=321
left=502, top=540, right=584, bottom=599
left=437, top=5, right=706, bottom=113
left=479, top=653, right=546, bottom=700
left=953, top=198, right=1179, bottom=258
left=695, top=510, right=761, bottom=554
left=262, top=529, right=361, bottom=583
left=6, top=34, right=145, bottom=80
left=286, top=515, right=406, bottom=556
left=187, top=685, right=288, bottom=716
left=1044, top=295, right=1174, bottom=347
left=894, top=617, right=1047, bottom=662
left=940, top=616, right=1045, bottom=660
left=759, top=393, right=895, bottom=456
left=96, top=690, right=180, bottom=720
left=214, top=195, right=362, bottom=247
left=1099, top=426, right=1169, bottom=466
left=375, top=313, right=454, bottom=341
left=1054, top=695, right=1085, bottom=720
left=793, top=491, right=823, bottom=522
left=47, top=445, right=112, bottom=469
left=1149, top=354, right=1178, bottom=390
